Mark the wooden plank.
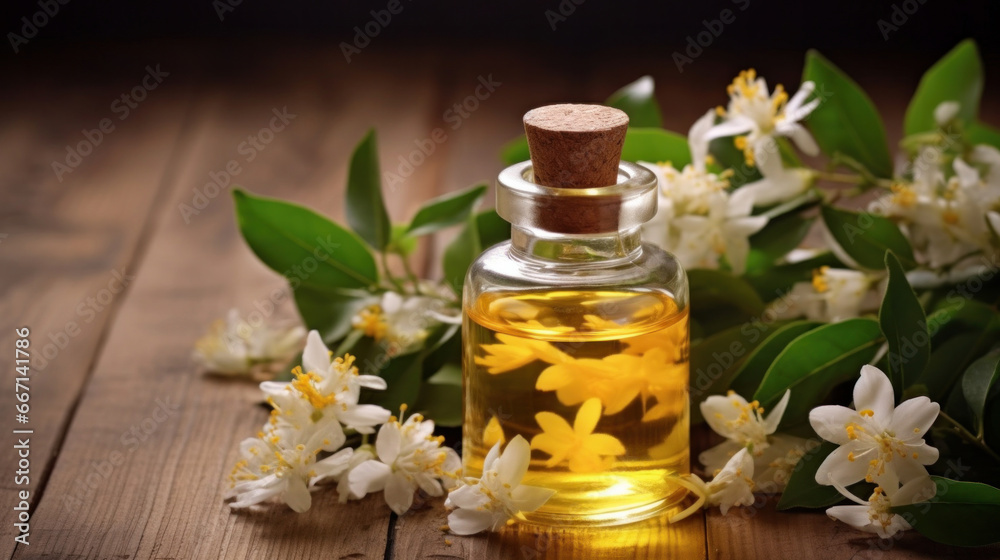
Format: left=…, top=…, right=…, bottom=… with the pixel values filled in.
left=12, top=49, right=446, bottom=559
left=0, top=80, right=193, bottom=558
left=706, top=494, right=1000, bottom=560
left=393, top=505, right=705, bottom=560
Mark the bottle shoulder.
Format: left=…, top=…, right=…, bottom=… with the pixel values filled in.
left=466, top=241, right=688, bottom=304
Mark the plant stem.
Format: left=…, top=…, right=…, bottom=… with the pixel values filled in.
left=937, top=410, right=1000, bottom=464
left=399, top=254, right=424, bottom=295
left=380, top=251, right=406, bottom=293
left=816, top=171, right=865, bottom=185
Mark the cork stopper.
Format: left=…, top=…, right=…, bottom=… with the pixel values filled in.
left=524, top=104, right=629, bottom=189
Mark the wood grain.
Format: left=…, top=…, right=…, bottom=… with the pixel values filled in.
left=10, top=49, right=447, bottom=560
left=3, top=44, right=1000, bottom=560
left=0, top=81, right=193, bottom=559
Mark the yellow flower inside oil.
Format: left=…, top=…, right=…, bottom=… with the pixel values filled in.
left=462, top=289, right=690, bottom=526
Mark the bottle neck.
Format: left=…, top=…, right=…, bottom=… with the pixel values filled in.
left=509, top=225, right=643, bottom=263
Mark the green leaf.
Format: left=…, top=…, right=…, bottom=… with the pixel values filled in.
left=917, top=332, right=983, bottom=401
left=803, top=50, right=893, bottom=178
left=961, top=350, right=1000, bottom=436
left=605, top=75, right=662, bottom=128
left=904, top=40, right=983, bottom=135
left=778, top=441, right=872, bottom=509
left=442, top=209, right=511, bottom=296
left=501, top=135, right=530, bottom=166
left=753, top=318, right=884, bottom=427
left=880, top=252, right=931, bottom=398
left=293, top=286, right=373, bottom=344
left=233, top=189, right=378, bottom=290
left=969, top=121, right=1000, bottom=149
left=690, top=324, right=772, bottom=422
left=443, top=216, right=482, bottom=296
left=346, top=129, right=392, bottom=251
left=744, top=251, right=843, bottom=302
left=406, top=183, right=488, bottom=237
left=621, top=128, right=691, bottom=166
left=893, top=477, right=1000, bottom=547
left=820, top=205, right=916, bottom=270
left=414, top=364, right=464, bottom=427
left=387, top=224, right=417, bottom=257
left=688, top=269, right=767, bottom=335
left=745, top=214, right=815, bottom=274
left=475, top=208, right=511, bottom=250
left=729, top=321, right=823, bottom=398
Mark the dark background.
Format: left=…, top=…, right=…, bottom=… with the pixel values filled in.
left=1, top=1, right=998, bottom=71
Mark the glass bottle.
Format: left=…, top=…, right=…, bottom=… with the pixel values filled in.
left=461, top=105, right=690, bottom=526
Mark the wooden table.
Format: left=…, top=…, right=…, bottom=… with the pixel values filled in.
left=3, top=42, right=999, bottom=559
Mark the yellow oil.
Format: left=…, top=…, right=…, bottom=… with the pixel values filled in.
left=462, top=289, right=690, bottom=526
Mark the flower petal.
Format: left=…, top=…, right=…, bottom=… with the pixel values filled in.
left=891, top=475, right=937, bottom=506
left=574, top=398, right=604, bottom=435
left=347, top=460, right=391, bottom=497
left=763, top=390, right=791, bottom=434
left=698, top=441, right=743, bottom=474
left=534, top=412, right=573, bottom=438
left=301, top=330, right=331, bottom=375
left=497, top=435, right=531, bottom=487
left=375, top=422, right=401, bottom=464
left=853, top=365, right=895, bottom=424
left=340, top=404, right=393, bottom=432
left=448, top=507, right=497, bottom=535
left=888, top=397, right=939, bottom=439
left=448, top=484, right=490, bottom=510
left=809, top=405, right=861, bottom=445
left=284, top=477, right=312, bottom=513
left=510, top=484, right=557, bottom=513
left=384, top=473, right=415, bottom=515
left=815, top=443, right=870, bottom=486
left=583, top=434, right=626, bottom=456
left=826, top=504, right=871, bottom=532
left=356, top=375, right=388, bottom=390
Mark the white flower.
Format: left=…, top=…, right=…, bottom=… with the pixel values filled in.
left=261, top=331, right=391, bottom=443
left=672, top=188, right=768, bottom=274
left=740, top=137, right=817, bottom=206
left=335, top=445, right=375, bottom=503
left=827, top=476, right=937, bottom=539
left=348, top=408, right=462, bottom=515
left=225, top=423, right=355, bottom=513
left=673, top=447, right=757, bottom=521
left=872, top=144, right=1000, bottom=269
left=705, top=70, right=820, bottom=167
left=700, top=389, right=790, bottom=460
left=194, top=308, right=305, bottom=375
left=445, top=435, right=556, bottom=534
left=699, top=389, right=808, bottom=490
left=809, top=365, right=940, bottom=490
left=933, top=100, right=960, bottom=126
left=352, top=292, right=443, bottom=356
left=778, top=267, right=876, bottom=323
